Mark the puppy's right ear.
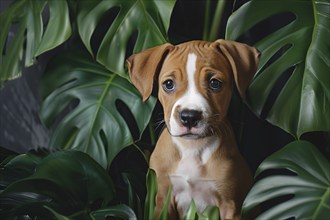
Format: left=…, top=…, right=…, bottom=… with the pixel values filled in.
left=126, top=43, right=173, bottom=102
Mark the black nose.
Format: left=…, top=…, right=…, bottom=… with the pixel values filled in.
left=179, top=109, right=202, bottom=129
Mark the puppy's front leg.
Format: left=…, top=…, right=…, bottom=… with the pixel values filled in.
left=219, top=200, right=241, bottom=220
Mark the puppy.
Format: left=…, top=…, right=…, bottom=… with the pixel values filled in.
left=127, top=39, right=260, bottom=220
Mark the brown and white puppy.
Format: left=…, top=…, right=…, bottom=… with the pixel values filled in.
left=127, top=39, right=260, bottom=220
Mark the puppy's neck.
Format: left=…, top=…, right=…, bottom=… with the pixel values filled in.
left=172, top=135, right=220, bottom=164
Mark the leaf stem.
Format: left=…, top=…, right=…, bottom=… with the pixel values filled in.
left=208, top=0, right=226, bottom=41
left=203, top=0, right=211, bottom=41
left=313, top=187, right=330, bottom=219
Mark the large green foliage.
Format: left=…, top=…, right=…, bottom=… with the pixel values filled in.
left=0, top=150, right=137, bottom=219
left=40, top=51, right=156, bottom=168
left=38, top=0, right=175, bottom=169
left=243, top=140, right=330, bottom=219
left=0, top=0, right=329, bottom=219
left=77, top=0, right=175, bottom=77
left=226, top=0, right=330, bottom=138
left=0, top=0, right=71, bottom=86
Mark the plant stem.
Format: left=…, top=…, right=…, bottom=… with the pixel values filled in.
left=209, top=0, right=226, bottom=41
left=203, top=0, right=211, bottom=41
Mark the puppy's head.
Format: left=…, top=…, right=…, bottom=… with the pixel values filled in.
left=127, top=39, right=260, bottom=139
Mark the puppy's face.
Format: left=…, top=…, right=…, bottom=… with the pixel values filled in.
left=158, top=42, right=233, bottom=139
left=127, top=39, right=260, bottom=140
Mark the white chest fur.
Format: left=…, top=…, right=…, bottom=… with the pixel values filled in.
left=170, top=137, right=220, bottom=214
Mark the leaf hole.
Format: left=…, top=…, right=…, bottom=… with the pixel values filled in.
left=258, top=43, right=293, bottom=76
left=50, top=98, right=79, bottom=129
left=259, top=194, right=295, bottom=219
left=126, top=30, right=138, bottom=59
left=236, top=12, right=296, bottom=45
left=2, top=24, right=21, bottom=56
left=99, top=129, right=108, bottom=155
left=115, top=99, right=139, bottom=141
left=260, top=65, right=295, bottom=120
left=58, top=78, right=77, bottom=90
left=91, top=6, right=120, bottom=55
left=255, top=168, right=297, bottom=182
left=42, top=3, right=50, bottom=29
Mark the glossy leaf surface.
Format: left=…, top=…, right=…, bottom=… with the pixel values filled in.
left=0, top=150, right=115, bottom=218
left=226, top=0, right=330, bottom=138
left=91, top=204, right=137, bottom=220
left=184, top=200, right=220, bottom=220
left=243, top=140, right=330, bottom=219
left=77, top=0, right=176, bottom=77
left=0, top=0, right=71, bottom=86
left=40, top=51, right=156, bottom=168
left=144, top=169, right=157, bottom=220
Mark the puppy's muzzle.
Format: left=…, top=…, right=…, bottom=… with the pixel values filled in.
left=179, top=109, right=202, bottom=129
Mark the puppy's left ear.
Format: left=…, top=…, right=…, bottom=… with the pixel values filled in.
left=214, top=39, right=260, bottom=99
left=126, top=43, right=174, bottom=102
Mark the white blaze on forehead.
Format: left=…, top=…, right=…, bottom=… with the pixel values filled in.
left=178, top=52, right=209, bottom=111
left=186, top=53, right=197, bottom=90
left=183, top=53, right=207, bottom=108
left=169, top=52, right=210, bottom=135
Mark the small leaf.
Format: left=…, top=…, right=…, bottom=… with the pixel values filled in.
left=144, top=169, right=157, bottom=220
left=200, top=206, right=220, bottom=220
left=159, top=186, right=172, bottom=220
left=184, top=200, right=198, bottom=220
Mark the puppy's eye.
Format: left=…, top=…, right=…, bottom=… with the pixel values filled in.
left=209, top=78, right=223, bottom=91
left=162, top=79, right=175, bottom=92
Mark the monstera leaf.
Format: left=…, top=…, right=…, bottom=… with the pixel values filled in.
left=0, top=0, right=71, bottom=86
left=226, top=0, right=330, bottom=138
left=40, top=51, right=156, bottom=168
left=0, top=151, right=137, bottom=219
left=242, top=140, right=330, bottom=219
left=76, top=0, right=176, bottom=77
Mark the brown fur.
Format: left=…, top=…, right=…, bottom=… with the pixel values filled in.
left=127, top=39, right=260, bottom=219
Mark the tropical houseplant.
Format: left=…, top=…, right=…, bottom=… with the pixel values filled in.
left=0, top=0, right=329, bottom=219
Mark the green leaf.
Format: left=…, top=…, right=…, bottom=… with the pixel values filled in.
left=0, top=0, right=71, bottom=86
left=159, top=186, right=172, bottom=220
left=76, top=0, right=176, bottom=77
left=144, top=169, right=157, bottom=220
left=43, top=206, right=71, bottom=220
left=91, top=204, right=137, bottom=220
left=184, top=200, right=198, bottom=220
left=1, top=202, right=72, bottom=220
left=2, top=152, right=44, bottom=176
left=0, top=152, right=45, bottom=191
left=199, top=206, right=220, bottom=220
left=0, top=150, right=115, bottom=216
left=226, top=0, right=330, bottom=138
left=243, top=140, right=330, bottom=219
left=40, top=50, right=156, bottom=168
left=122, top=172, right=143, bottom=220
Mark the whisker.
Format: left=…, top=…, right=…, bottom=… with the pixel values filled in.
left=154, top=119, right=165, bottom=130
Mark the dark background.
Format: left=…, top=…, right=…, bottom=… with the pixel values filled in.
left=0, top=0, right=328, bottom=173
